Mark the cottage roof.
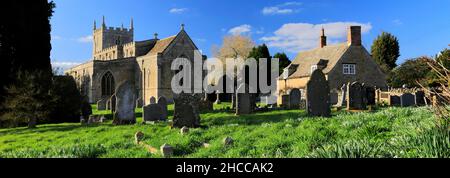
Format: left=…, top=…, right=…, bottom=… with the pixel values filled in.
left=287, top=43, right=349, bottom=79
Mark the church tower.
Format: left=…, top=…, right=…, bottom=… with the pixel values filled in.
left=92, top=16, right=134, bottom=59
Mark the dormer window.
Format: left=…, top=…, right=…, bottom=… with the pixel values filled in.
left=311, top=65, right=318, bottom=74
left=343, top=64, right=356, bottom=75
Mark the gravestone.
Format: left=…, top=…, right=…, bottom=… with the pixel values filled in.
left=158, top=96, right=168, bottom=121
left=180, top=126, right=189, bottom=135
left=135, top=131, right=144, bottom=144
left=329, top=92, right=339, bottom=106
left=347, top=82, right=367, bottom=110
left=160, top=144, right=174, bottom=158
left=198, top=99, right=214, bottom=112
left=223, top=136, right=234, bottom=147
left=81, top=97, right=92, bottom=119
left=306, top=70, right=331, bottom=117
left=390, top=95, right=401, bottom=106
left=97, top=98, right=107, bottom=111
left=106, top=99, right=111, bottom=110
left=150, top=97, right=156, bottom=104
left=415, top=91, right=426, bottom=106
left=173, top=93, right=202, bottom=128
left=109, top=94, right=117, bottom=113
left=281, top=94, right=290, bottom=109
left=113, top=81, right=136, bottom=125
left=136, top=98, right=143, bottom=108
left=236, top=84, right=252, bottom=115
left=88, top=115, right=103, bottom=124
left=289, top=89, right=301, bottom=109
left=143, top=104, right=163, bottom=122
left=366, top=87, right=376, bottom=106
left=337, top=84, right=347, bottom=107
left=299, top=100, right=307, bottom=110
left=400, top=93, right=415, bottom=107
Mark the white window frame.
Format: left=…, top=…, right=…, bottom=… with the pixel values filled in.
left=343, top=64, right=356, bottom=75
left=311, top=65, right=318, bottom=74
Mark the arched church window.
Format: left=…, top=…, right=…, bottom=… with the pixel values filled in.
left=101, top=71, right=115, bottom=96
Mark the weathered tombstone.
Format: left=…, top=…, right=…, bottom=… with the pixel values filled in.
left=366, top=87, right=376, bottom=106
left=96, top=98, right=107, bottom=111
left=415, top=91, right=426, bottom=106
left=160, top=144, right=174, bottom=158
left=106, top=99, right=111, bottom=110
left=236, top=84, right=252, bottom=115
left=280, top=94, right=290, bottom=109
left=329, top=92, right=339, bottom=106
left=81, top=97, right=92, bottom=119
left=113, top=81, right=136, bottom=125
left=149, top=97, right=156, bottom=104
left=299, top=100, right=307, bottom=110
left=198, top=99, right=213, bottom=112
left=173, top=93, right=202, bottom=128
left=143, top=104, right=163, bottom=122
left=88, top=115, right=103, bottom=124
left=306, top=70, right=331, bottom=117
left=400, top=93, right=415, bottom=107
left=110, top=94, right=117, bottom=113
left=180, top=126, right=189, bottom=135
left=337, top=84, right=347, bottom=107
left=136, top=98, right=143, bottom=108
left=347, top=82, right=367, bottom=110
left=390, top=95, right=401, bottom=106
left=223, top=136, right=234, bottom=147
left=289, top=89, right=301, bottom=109
left=158, top=96, right=168, bottom=121
left=135, top=131, right=144, bottom=144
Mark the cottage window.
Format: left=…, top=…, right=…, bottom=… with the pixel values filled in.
left=343, top=64, right=356, bottom=75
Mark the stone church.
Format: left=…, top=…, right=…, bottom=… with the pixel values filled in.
left=278, top=26, right=387, bottom=103
left=65, top=17, right=205, bottom=105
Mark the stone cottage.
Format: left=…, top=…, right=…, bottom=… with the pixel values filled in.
left=278, top=26, right=387, bottom=104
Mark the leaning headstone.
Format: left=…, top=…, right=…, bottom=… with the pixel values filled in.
left=149, top=97, right=156, bottom=104
left=390, top=95, right=401, bottom=106
left=110, top=94, right=117, bottom=113
left=365, top=87, right=376, bottom=106
left=180, top=126, right=190, bottom=135
left=135, top=131, right=144, bottom=144
left=337, top=84, right=347, bottom=107
left=143, top=104, right=163, bottom=122
left=158, top=96, right=168, bottom=121
left=173, top=93, right=202, bottom=128
left=198, top=99, right=213, bottom=112
left=415, top=91, right=426, bottom=106
left=236, top=84, right=252, bottom=115
left=347, top=82, right=367, bottom=110
left=329, top=92, right=339, bottom=106
left=400, top=93, right=415, bottom=107
left=136, top=98, right=143, bottom=108
left=289, top=89, right=301, bottom=109
left=306, top=70, right=331, bottom=117
left=280, top=94, right=290, bottom=109
left=223, top=136, right=234, bottom=147
left=113, top=81, right=136, bottom=125
left=160, top=144, right=174, bottom=158
left=96, top=98, right=107, bottom=111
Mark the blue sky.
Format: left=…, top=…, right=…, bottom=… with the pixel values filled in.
left=50, top=0, right=450, bottom=70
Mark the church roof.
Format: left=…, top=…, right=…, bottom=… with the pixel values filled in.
left=287, top=43, right=349, bottom=79
left=147, top=35, right=177, bottom=56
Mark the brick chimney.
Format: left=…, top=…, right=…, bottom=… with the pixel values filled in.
left=320, top=27, right=327, bottom=48
left=347, top=26, right=362, bottom=46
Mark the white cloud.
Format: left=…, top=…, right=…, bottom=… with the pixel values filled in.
left=51, top=61, right=81, bottom=73
left=262, top=1, right=302, bottom=15
left=392, top=19, right=403, bottom=26
left=261, top=22, right=373, bottom=53
left=228, top=24, right=252, bottom=35
left=52, top=35, right=62, bottom=40
left=169, top=8, right=188, bottom=14
left=77, top=35, right=93, bottom=43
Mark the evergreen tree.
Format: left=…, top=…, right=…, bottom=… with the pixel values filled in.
left=388, top=57, right=435, bottom=88
left=273, top=52, right=291, bottom=75
left=371, top=32, right=400, bottom=73
left=1, top=71, right=54, bottom=128
left=248, top=44, right=272, bottom=93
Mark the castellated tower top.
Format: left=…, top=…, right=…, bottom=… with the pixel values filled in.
left=93, top=16, right=134, bottom=55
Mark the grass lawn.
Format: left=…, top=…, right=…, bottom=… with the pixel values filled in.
left=0, top=103, right=448, bottom=158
